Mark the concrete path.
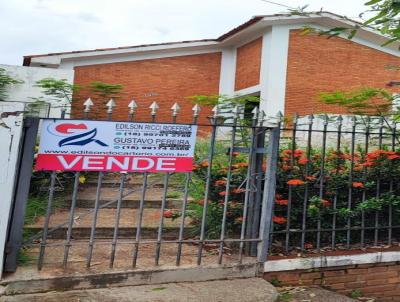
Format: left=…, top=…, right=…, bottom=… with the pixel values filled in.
left=0, top=278, right=278, bottom=302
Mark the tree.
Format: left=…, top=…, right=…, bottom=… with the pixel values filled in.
left=89, top=81, right=124, bottom=104
left=34, top=78, right=80, bottom=105
left=0, top=68, right=24, bottom=101
left=295, top=0, right=400, bottom=47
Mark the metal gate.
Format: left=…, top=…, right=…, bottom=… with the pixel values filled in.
left=3, top=102, right=280, bottom=273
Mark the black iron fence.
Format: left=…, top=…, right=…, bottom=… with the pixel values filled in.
left=4, top=99, right=280, bottom=272
left=270, top=114, right=400, bottom=254
left=4, top=98, right=400, bottom=274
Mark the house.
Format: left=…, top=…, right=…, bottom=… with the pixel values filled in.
left=23, top=12, right=400, bottom=124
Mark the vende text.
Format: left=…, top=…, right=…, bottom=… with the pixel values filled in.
left=35, top=154, right=193, bottom=172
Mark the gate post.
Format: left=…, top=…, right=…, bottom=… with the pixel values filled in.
left=257, top=126, right=280, bottom=263
left=4, top=117, right=40, bottom=273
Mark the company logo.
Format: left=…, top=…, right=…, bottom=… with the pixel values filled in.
left=47, top=123, right=108, bottom=147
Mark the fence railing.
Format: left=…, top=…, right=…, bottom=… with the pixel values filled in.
left=6, top=98, right=282, bottom=272
left=271, top=113, right=400, bottom=254
left=5, top=97, right=400, bottom=273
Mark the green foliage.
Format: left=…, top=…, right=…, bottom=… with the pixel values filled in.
left=319, top=87, right=393, bottom=115
left=17, top=249, right=34, bottom=266
left=34, top=78, right=80, bottom=105
left=166, top=191, right=181, bottom=199
left=189, top=94, right=260, bottom=120
left=89, top=81, right=124, bottom=102
left=269, top=277, right=282, bottom=287
left=294, top=1, right=400, bottom=46
left=170, top=137, right=249, bottom=238
left=278, top=291, right=293, bottom=301
left=349, top=289, right=363, bottom=299
left=24, top=196, right=48, bottom=225
left=0, top=68, right=24, bottom=101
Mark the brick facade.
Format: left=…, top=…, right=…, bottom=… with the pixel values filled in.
left=70, top=32, right=400, bottom=122
left=235, top=37, right=262, bottom=91
left=264, top=262, right=400, bottom=301
left=72, top=52, right=222, bottom=125
left=285, top=30, right=400, bottom=118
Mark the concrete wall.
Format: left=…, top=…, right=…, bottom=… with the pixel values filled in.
left=0, top=64, right=74, bottom=118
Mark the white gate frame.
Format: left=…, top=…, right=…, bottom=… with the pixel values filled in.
left=0, top=113, right=24, bottom=279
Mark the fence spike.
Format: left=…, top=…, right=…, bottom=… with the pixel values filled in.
left=212, top=105, right=220, bottom=118
left=276, top=111, right=284, bottom=124
left=149, top=101, right=159, bottom=116
left=83, top=98, right=94, bottom=113
left=351, top=115, right=357, bottom=125
left=106, top=99, right=116, bottom=113
left=337, top=115, right=343, bottom=123
left=307, top=114, right=314, bottom=124
left=232, top=105, right=241, bottom=118
left=192, top=104, right=201, bottom=117
left=251, top=107, right=259, bottom=120
left=257, top=110, right=266, bottom=126
left=323, top=114, right=329, bottom=125
left=128, top=100, right=138, bottom=112
left=293, top=113, right=298, bottom=124
left=171, top=102, right=181, bottom=117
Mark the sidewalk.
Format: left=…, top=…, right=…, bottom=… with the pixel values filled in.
left=1, top=278, right=278, bottom=302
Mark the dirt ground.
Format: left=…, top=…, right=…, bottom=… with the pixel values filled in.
left=276, top=287, right=375, bottom=302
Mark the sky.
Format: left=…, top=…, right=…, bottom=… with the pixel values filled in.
left=0, top=0, right=367, bottom=65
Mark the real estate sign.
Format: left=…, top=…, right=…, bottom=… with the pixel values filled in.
left=36, top=120, right=198, bottom=173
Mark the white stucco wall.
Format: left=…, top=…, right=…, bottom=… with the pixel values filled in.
left=0, top=113, right=24, bottom=279
left=0, top=64, right=74, bottom=118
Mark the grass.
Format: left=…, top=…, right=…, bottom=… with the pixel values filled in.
left=166, top=191, right=182, bottom=199
left=349, top=289, right=363, bottom=299
left=24, top=196, right=49, bottom=225
left=269, top=277, right=282, bottom=287
left=278, top=291, right=293, bottom=301
left=17, top=248, right=34, bottom=266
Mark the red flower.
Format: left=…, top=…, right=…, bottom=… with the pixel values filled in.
left=352, top=182, right=364, bottom=188
left=287, top=179, right=305, bottom=186
left=233, top=188, right=246, bottom=194
left=219, top=191, right=227, bottom=196
left=388, top=154, right=400, bottom=160
left=163, top=210, right=173, bottom=218
left=282, top=149, right=304, bottom=158
left=298, top=158, right=309, bottom=165
left=363, top=161, right=375, bottom=167
left=275, top=199, right=289, bottom=206
left=306, top=176, right=316, bottom=181
left=275, top=193, right=283, bottom=199
left=232, top=152, right=240, bottom=157
left=304, top=242, right=313, bottom=249
left=353, top=165, right=363, bottom=171
left=215, top=179, right=226, bottom=186
left=273, top=216, right=287, bottom=224
left=200, top=160, right=209, bottom=167
left=322, top=199, right=332, bottom=207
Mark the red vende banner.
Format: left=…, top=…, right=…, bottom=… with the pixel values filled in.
left=36, top=120, right=198, bottom=173
left=36, top=154, right=194, bottom=173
